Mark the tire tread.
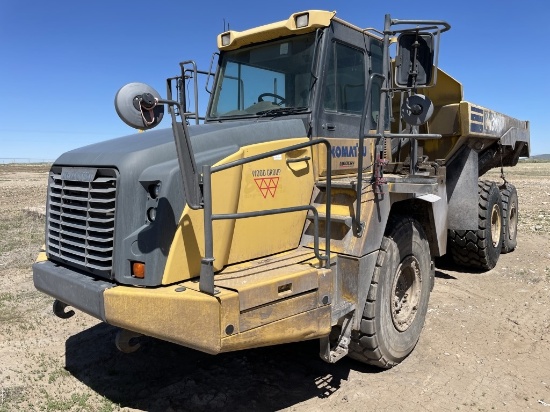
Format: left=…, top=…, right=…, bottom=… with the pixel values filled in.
left=448, top=180, right=502, bottom=270
left=349, top=216, right=431, bottom=369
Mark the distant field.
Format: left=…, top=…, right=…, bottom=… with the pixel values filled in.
left=523, top=154, right=550, bottom=162
left=0, top=159, right=53, bottom=165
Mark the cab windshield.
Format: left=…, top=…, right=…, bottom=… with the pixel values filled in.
left=208, top=33, right=316, bottom=119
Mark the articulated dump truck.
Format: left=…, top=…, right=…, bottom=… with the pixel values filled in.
left=33, top=11, right=529, bottom=368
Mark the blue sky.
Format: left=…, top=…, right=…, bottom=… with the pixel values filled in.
left=1, top=0, right=548, bottom=161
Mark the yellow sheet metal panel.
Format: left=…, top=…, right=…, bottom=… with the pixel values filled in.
left=219, top=287, right=241, bottom=337
left=36, top=244, right=47, bottom=263
left=302, top=178, right=380, bottom=257
left=217, top=11, right=335, bottom=51
left=103, top=284, right=237, bottom=354
left=218, top=247, right=316, bottom=277
left=162, top=151, right=244, bottom=284
left=106, top=260, right=334, bottom=354
left=183, top=279, right=241, bottom=337
left=221, top=305, right=331, bottom=352
left=422, top=104, right=461, bottom=161
left=315, top=138, right=375, bottom=177
left=428, top=104, right=461, bottom=137
left=314, top=201, right=353, bottom=217
left=459, top=101, right=529, bottom=141
left=419, top=67, right=463, bottom=107
left=239, top=291, right=319, bottom=332
left=216, top=265, right=319, bottom=311
left=227, top=138, right=314, bottom=264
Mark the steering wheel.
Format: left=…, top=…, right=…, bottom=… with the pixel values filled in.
left=258, top=93, right=286, bottom=106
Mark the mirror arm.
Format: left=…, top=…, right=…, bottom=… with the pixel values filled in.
left=151, top=97, right=203, bottom=210
left=390, top=19, right=451, bottom=34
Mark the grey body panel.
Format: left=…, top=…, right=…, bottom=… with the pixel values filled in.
left=55, top=119, right=308, bottom=169
left=49, top=119, right=308, bottom=286
left=446, top=147, right=478, bottom=230
left=431, top=182, right=449, bottom=255
left=33, top=260, right=114, bottom=321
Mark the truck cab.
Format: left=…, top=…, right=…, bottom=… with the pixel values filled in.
left=208, top=12, right=383, bottom=142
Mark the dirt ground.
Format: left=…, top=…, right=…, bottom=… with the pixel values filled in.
left=0, top=162, right=549, bottom=411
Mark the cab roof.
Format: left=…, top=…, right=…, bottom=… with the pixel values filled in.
left=217, top=10, right=380, bottom=51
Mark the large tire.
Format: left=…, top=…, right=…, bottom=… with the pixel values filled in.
left=349, top=216, right=433, bottom=368
left=448, top=180, right=503, bottom=270
left=500, top=183, right=518, bottom=253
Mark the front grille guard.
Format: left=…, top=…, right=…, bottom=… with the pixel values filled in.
left=46, top=167, right=118, bottom=278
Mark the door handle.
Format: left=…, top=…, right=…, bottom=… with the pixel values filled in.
left=286, top=156, right=311, bottom=164
left=323, top=123, right=336, bottom=131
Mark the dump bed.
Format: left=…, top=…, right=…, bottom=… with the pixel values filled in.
left=410, top=68, right=530, bottom=170
left=426, top=101, right=530, bottom=163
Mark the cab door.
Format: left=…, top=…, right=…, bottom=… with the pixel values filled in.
left=227, top=138, right=314, bottom=264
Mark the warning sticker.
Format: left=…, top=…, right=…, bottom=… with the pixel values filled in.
left=254, top=177, right=279, bottom=198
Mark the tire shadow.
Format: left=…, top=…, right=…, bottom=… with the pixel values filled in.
left=65, top=323, right=382, bottom=411
left=434, top=255, right=484, bottom=276
left=434, top=270, right=457, bottom=280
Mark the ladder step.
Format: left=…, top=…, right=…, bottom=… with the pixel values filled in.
left=308, top=211, right=352, bottom=228
left=316, top=178, right=358, bottom=189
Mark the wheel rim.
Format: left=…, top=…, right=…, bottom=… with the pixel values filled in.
left=391, top=256, right=422, bottom=332
left=508, top=203, right=517, bottom=240
left=490, top=204, right=502, bottom=247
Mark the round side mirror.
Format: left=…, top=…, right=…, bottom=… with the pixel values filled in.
left=114, top=82, right=164, bottom=130
left=401, top=94, right=434, bottom=126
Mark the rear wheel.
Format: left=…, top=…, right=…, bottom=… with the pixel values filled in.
left=500, top=183, right=518, bottom=253
left=449, top=181, right=503, bottom=270
left=349, top=216, right=433, bottom=368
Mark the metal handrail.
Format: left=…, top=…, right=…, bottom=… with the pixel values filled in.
left=355, top=72, right=385, bottom=236
left=199, top=139, right=332, bottom=295
left=166, top=60, right=212, bottom=124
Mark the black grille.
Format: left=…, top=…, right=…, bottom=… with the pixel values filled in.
left=46, top=167, right=118, bottom=277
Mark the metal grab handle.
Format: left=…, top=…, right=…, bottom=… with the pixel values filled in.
left=384, top=133, right=442, bottom=140
left=286, top=156, right=311, bottom=164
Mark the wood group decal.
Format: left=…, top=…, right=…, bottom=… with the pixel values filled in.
left=252, top=169, right=281, bottom=198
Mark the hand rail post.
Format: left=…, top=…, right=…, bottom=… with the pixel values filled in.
left=199, top=165, right=215, bottom=294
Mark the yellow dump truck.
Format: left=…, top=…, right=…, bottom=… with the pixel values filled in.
left=33, top=11, right=529, bottom=368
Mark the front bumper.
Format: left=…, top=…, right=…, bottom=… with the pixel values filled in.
left=33, top=258, right=332, bottom=355
left=33, top=260, right=114, bottom=322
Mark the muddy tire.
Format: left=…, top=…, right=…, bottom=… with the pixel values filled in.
left=349, top=216, right=433, bottom=368
left=500, top=183, right=518, bottom=253
left=448, top=181, right=503, bottom=270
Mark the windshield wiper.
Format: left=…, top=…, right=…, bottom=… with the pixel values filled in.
left=255, top=106, right=309, bottom=117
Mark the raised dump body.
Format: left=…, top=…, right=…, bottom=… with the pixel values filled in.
left=393, top=67, right=530, bottom=169
left=432, top=101, right=529, bottom=172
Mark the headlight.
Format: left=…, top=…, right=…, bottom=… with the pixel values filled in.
left=147, top=207, right=157, bottom=222
left=295, top=13, right=309, bottom=28
left=148, top=182, right=161, bottom=199
left=221, top=33, right=231, bottom=46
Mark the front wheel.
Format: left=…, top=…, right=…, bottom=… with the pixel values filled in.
left=349, top=216, right=433, bottom=368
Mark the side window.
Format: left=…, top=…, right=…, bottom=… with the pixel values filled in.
left=324, top=42, right=365, bottom=115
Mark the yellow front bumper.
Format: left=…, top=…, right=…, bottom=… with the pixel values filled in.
left=104, top=268, right=332, bottom=354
